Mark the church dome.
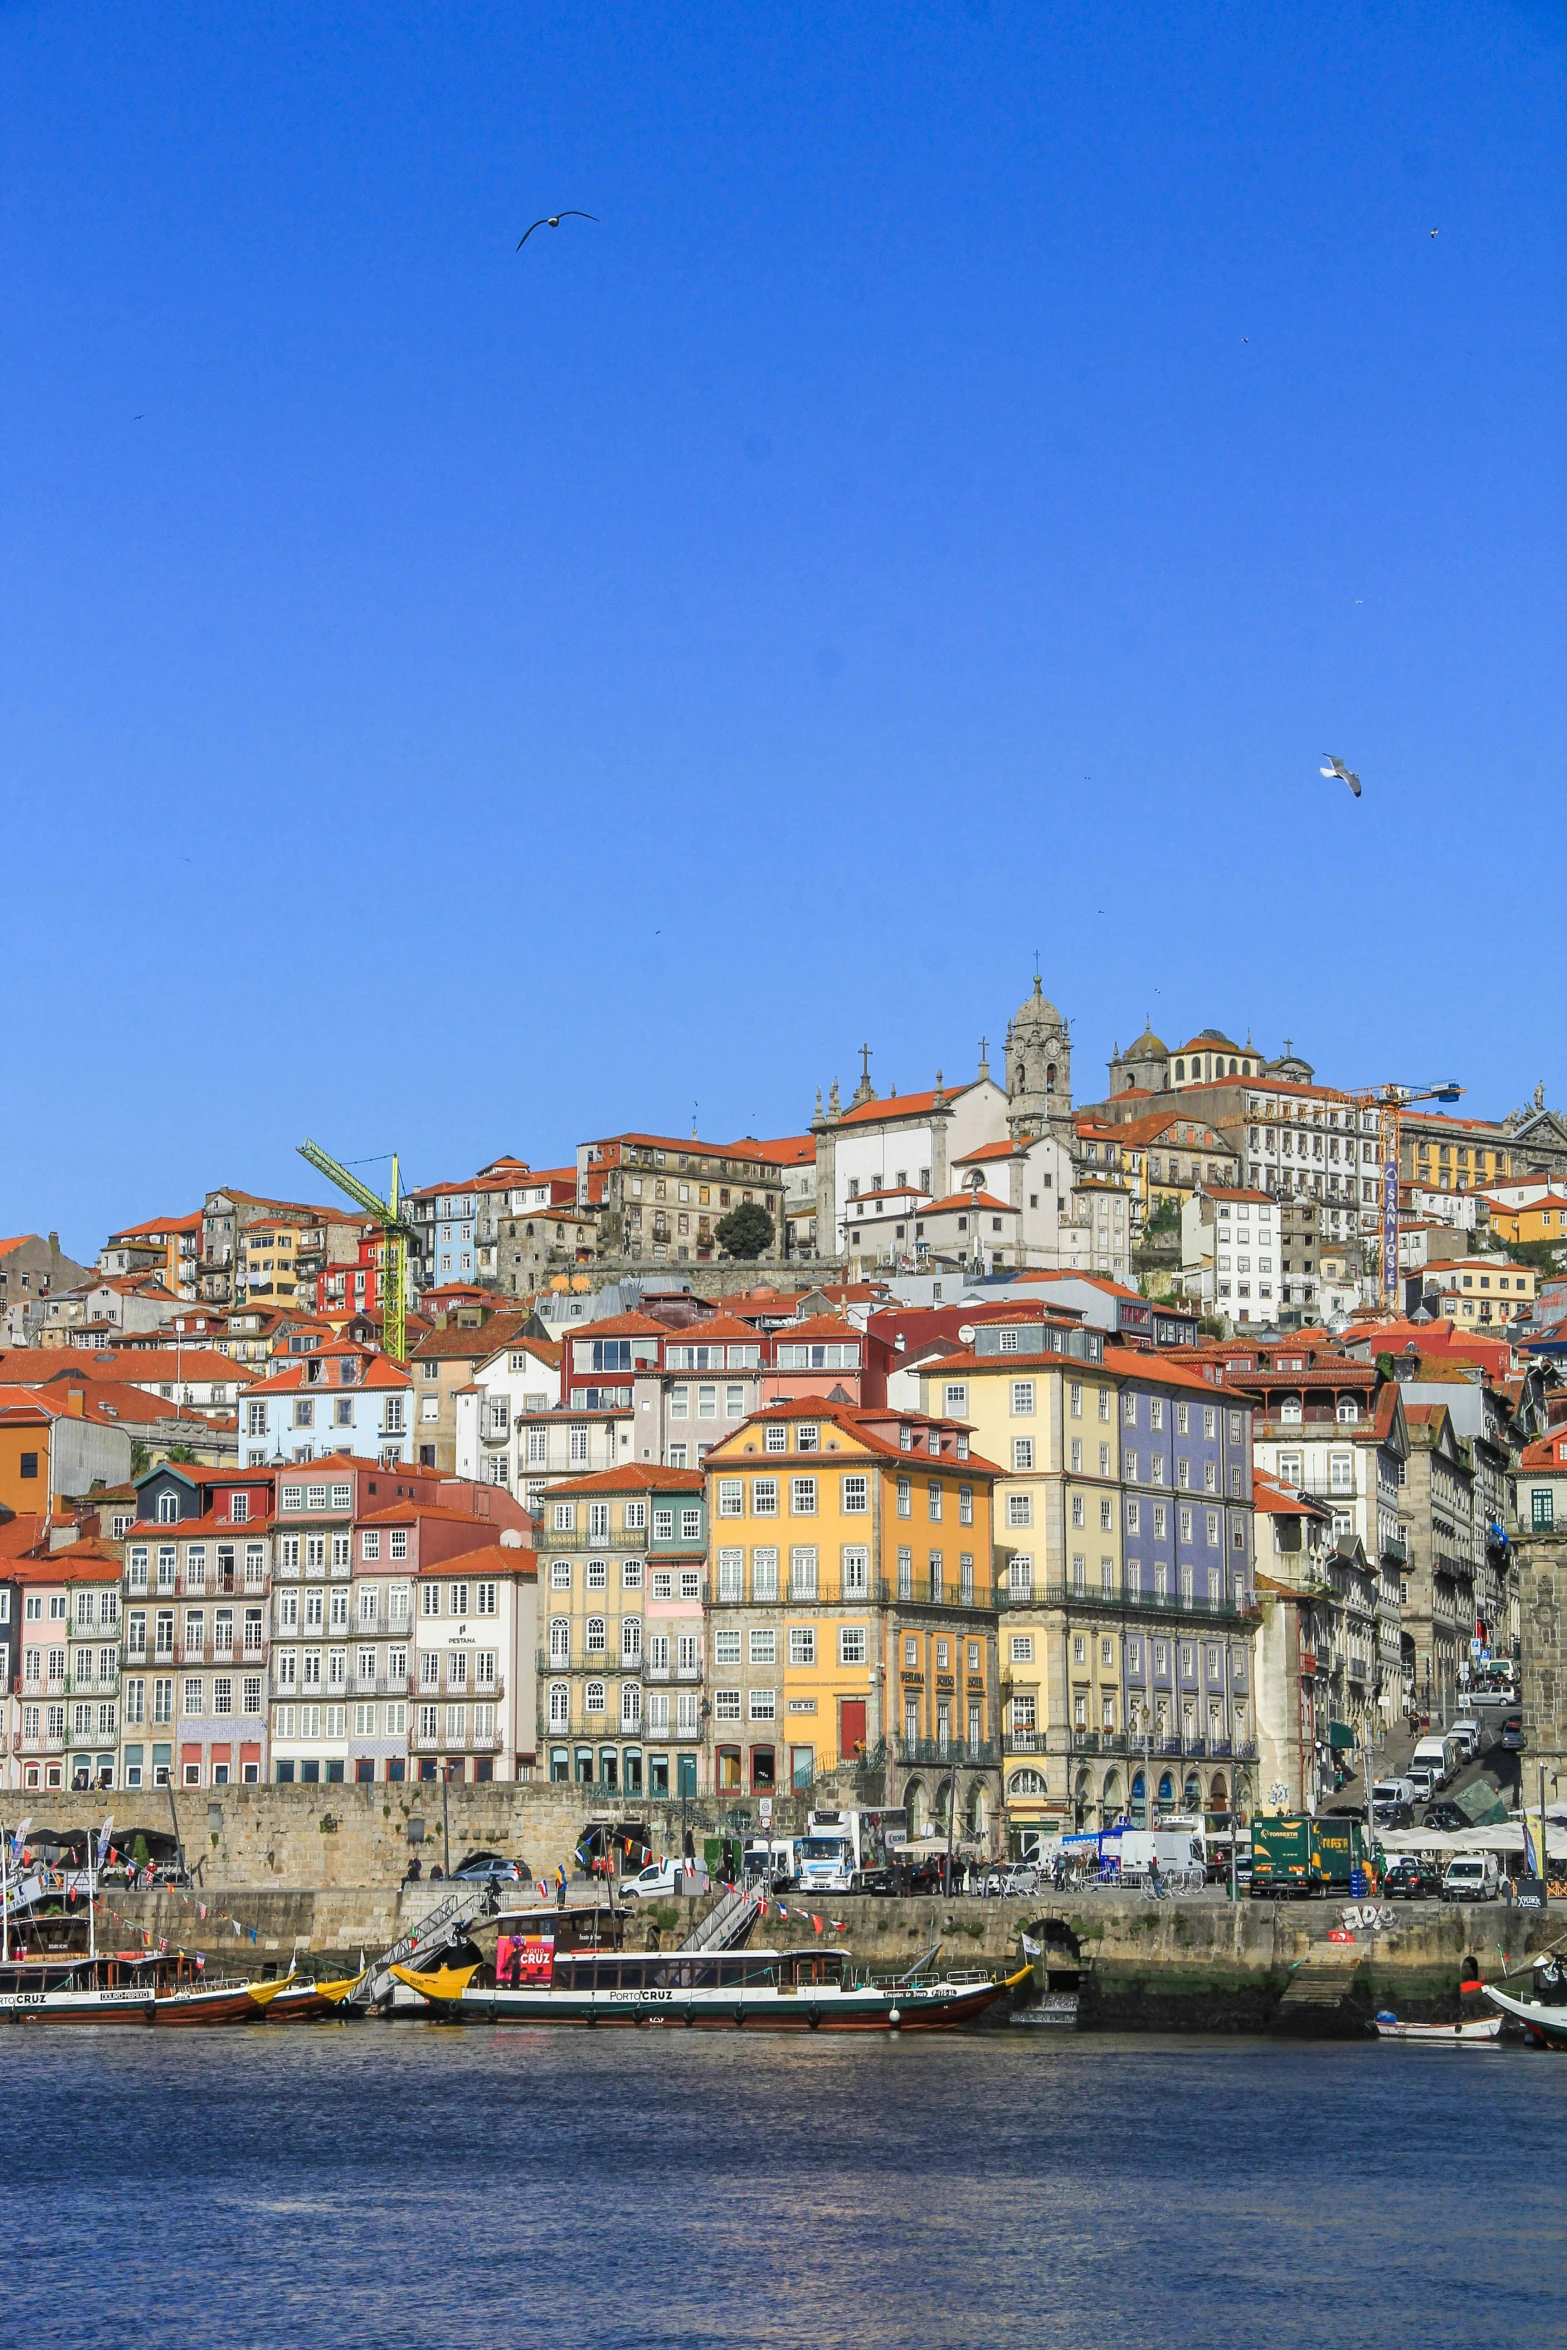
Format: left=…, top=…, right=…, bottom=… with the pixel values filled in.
left=1125, top=1023, right=1167, bottom=1056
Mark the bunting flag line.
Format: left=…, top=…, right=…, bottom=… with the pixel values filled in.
left=830, top=1919, right=848, bottom=1932
left=811, top=1913, right=824, bottom=1935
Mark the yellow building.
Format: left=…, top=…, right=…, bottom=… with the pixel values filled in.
left=1483, top=1195, right=1567, bottom=1248
left=920, top=1309, right=1259, bottom=1850
left=703, top=1397, right=1000, bottom=1838
left=1421, top=1257, right=1537, bottom=1326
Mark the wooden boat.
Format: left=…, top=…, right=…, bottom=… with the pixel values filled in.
left=265, top=1973, right=364, bottom=2023
left=0, top=1950, right=293, bottom=2025
left=1372, top=2012, right=1502, bottom=2042
left=390, top=1942, right=1029, bottom=2031
left=1483, top=1983, right=1567, bottom=2047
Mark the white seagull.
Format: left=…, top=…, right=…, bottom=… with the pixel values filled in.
left=1320, top=754, right=1362, bottom=799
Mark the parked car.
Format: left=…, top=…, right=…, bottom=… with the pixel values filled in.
left=1383, top=1856, right=1443, bottom=1900
left=1452, top=1718, right=1484, bottom=1761
left=1442, top=1853, right=1501, bottom=1903
left=1371, top=1802, right=1414, bottom=1832
left=1406, top=1766, right=1437, bottom=1803
left=1501, top=1714, right=1526, bottom=1751
left=1421, top=1802, right=1469, bottom=1834
left=1372, top=1777, right=1418, bottom=1811
left=451, top=1853, right=528, bottom=1884
left=619, top=1857, right=711, bottom=1903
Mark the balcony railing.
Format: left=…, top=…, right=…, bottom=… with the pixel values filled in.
left=410, top=1729, right=502, bottom=1754
left=346, top=1674, right=414, bottom=1699
left=1005, top=1728, right=1042, bottom=1753
left=712, top=1579, right=889, bottom=1608
left=999, top=1580, right=1257, bottom=1625
left=644, top=1664, right=705, bottom=1683
left=16, top=1734, right=66, bottom=1755
left=881, top=1737, right=999, bottom=1768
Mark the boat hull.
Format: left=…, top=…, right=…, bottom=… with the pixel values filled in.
left=264, top=1978, right=362, bottom=2024
left=391, top=1963, right=1024, bottom=2032
left=0, top=1973, right=292, bottom=2026
left=1484, top=1985, right=1567, bottom=2047
left=1372, top=2016, right=1501, bottom=2042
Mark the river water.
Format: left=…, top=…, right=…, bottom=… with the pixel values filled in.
left=8, top=2026, right=1563, bottom=2348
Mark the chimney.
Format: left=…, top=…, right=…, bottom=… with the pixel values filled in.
left=65, top=1389, right=85, bottom=1418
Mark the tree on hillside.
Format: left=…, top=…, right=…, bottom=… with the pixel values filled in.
left=716, top=1202, right=775, bottom=1260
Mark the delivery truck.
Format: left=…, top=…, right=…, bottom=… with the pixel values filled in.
left=1248, top=1813, right=1366, bottom=1899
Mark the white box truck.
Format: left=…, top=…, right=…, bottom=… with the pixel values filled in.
left=1115, top=1827, right=1206, bottom=1886
left=794, top=1808, right=908, bottom=1892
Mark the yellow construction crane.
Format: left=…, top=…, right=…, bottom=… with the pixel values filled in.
left=297, top=1140, right=416, bottom=1363
left=1340, top=1081, right=1464, bottom=1304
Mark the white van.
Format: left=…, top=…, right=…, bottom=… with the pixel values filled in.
left=1441, top=1853, right=1500, bottom=1903
left=1452, top=1719, right=1483, bottom=1762
left=1412, top=1734, right=1460, bottom=1790
left=620, top=1858, right=711, bottom=1903
left=1372, top=1778, right=1417, bottom=1811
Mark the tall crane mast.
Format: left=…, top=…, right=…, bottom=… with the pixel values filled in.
left=1340, top=1082, right=1464, bottom=1306
left=297, top=1140, right=416, bottom=1363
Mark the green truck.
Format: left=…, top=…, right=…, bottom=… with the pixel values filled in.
left=1249, top=1813, right=1366, bottom=1899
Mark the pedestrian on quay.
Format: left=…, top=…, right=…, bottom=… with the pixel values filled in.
left=1149, top=1851, right=1161, bottom=1894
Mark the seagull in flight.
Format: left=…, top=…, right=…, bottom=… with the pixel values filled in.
left=1320, top=754, right=1362, bottom=799
left=517, top=211, right=598, bottom=249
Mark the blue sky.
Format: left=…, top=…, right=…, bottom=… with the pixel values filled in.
left=1, top=2, right=1561, bottom=1255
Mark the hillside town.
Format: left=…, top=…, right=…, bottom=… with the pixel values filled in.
left=2, top=976, right=1565, bottom=1859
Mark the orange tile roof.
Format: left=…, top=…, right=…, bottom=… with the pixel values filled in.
left=548, top=1463, right=706, bottom=1497
left=834, top=1083, right=978, bottom=1128
left=411, top=1312, right=532, bottom=1362
left=921, top=1191, right=1018, bottom=1216
left=721, top=1134, right=816, bottom=1166
left=415, top=1540, right=537, bottom=1578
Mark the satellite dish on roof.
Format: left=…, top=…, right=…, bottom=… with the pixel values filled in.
left=957, top=1324, right=976, bottom=1344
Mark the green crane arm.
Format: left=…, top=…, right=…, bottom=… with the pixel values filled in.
left=297, top=1140, right=414, bottom=1236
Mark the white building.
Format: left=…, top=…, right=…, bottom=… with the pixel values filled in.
left=453, top=1332, right=564, bottom=1486
left=1180, top=1188, right=1280, bottom=1324
left=241, top=1340, right=412, bottom=1468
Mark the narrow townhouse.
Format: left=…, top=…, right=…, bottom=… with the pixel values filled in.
left=123, top=1460, right=279, bottom=1789
left=410, top=1537, right=538, bottom=1786
left=11, top=1544, right=123, bottom=1793
left=701, top=1397, right=1001, bottom=1835
left=538, top=1465, right=708, bottom=1799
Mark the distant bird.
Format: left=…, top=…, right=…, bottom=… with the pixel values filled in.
left=517, top=211, right=598, bottom=249
left=1241, top=336, right=1249, bottom=343
left=1430, top=227, right=1439, bottom=238
left=1320, top=754, right=1363, bottom=799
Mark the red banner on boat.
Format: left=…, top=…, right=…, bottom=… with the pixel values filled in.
left=496, top=1933, right=555, bottom=1987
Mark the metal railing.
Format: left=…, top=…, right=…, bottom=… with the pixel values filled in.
left=998, top=1580, right=1257, bottom=1625
left=891, top=1736, right=999, bottom=1768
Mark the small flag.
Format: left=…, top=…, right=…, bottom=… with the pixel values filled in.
left=776, top=1902, right=789, bottom=1919
left=830, top=1919, right=848, bottom=1932
left=811, top=1913, right=824, bottom=1935
left=536, top=1879, right=548, bottom=1900
left=199, top=1903, right=207, bottom=1920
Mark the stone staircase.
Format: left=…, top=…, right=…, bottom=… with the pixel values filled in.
left=1277, top=1940, right=1365, bottom=2019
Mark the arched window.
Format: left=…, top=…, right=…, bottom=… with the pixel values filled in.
left=1174, top=1059, right=1185, bottom=1081
left=586, top=1616, right=607, bottom=1654
left=157, top=1492, right=178, bottom=1524
left=620, top=1682, right=641, bottom=1730
left=1045, top=1063, right=1057, bottom=1093
left=584, top=1679, right=606, bottom=1714
left=907, top=1779, right=927, bottom=1836
left=548, top=1681, right=569, bottom=1726
left=1157, top=1771, right=1174, bottom=1807
left=1007, top=1767, right=1046, bottom=1797
left=1183, top=1772, right=1201, bottom=1811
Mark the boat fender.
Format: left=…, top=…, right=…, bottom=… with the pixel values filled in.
left=888, top=2007, right=902, bottom=2029
left=807, top=2004, right=821, bottom=2029
left=733, top=2007, right=746, bottom=2029
left=683, top=2006, right=696, bottom=2026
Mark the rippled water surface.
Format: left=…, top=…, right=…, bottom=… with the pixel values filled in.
left=7, top=2025, right=1564, bottom=2349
